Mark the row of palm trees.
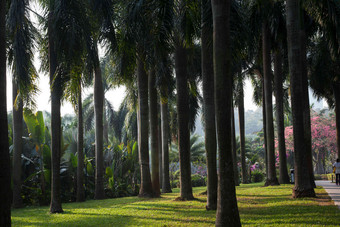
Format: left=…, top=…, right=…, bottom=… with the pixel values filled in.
left=1, top=0, right=340, bottom=226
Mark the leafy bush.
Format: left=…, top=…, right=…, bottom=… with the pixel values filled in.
left=191, top=174, right=206, bottom=187
left=251, top=170, right=264, bottom=183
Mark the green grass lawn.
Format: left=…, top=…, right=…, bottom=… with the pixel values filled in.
left=12, top=183, right=340, bottom=226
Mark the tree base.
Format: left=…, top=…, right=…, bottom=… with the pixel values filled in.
left=138, top=192, right=154, bottom=198
left=174, top=195, right=195, bottom=201
left=206, top=204, right=217, bottom=211
left=152, top=193, right=161, bottom=198
left=292, top=187, right=315, bottom=198
left=94, top=188, right=106, bottom=200
left=161, top=188, right=172, bottom=193
left=50, top=204, right=63, bottom=214
left=264, top=178, right=280, bottom=186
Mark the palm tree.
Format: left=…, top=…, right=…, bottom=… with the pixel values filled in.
left=90, top=0, right=117, bottom=200
left=137, top=55, right=153, bottom=197
left=231, top=102, right=240, bottom=186
left=211, top=0, right=241, bottom=226
left=235, top=76, right=248, bottom=184
left=286, top=0, right=315, bottom=198
left=201, top=0, right=217, bottom=210
left=0, top=0, right=11, bottom=224
left=273, top=50, right=290, bottom=184
left=262, top=18, right=279, bottom=186
left=11, top=81, right=24, bottom=208
left=48, top=2, right=64, bottom=213
left=175, top=42, right=193, bottom=200
left=149, top=69, right=160, bottom=197
left=172, top=0, right=199, bottom=201
left=160, top=95, right=172, bottom=193
left=64, top=71, right=87, bottom=202
left=7, top=0, right=38, bottom=208
left=119, top=0, right=154, bottom=197
left=77, top=84, right=85, bottom=201
left=270, top=1, right=290, bottom=184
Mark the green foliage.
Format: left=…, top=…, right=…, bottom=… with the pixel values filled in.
left=170, top=134, right=205, bottom=163
left=191, top=174, right=206, bottom=187
left=251, top=170, right=265, bottom=183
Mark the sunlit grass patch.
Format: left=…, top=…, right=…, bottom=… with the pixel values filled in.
left=12, top=183, right=339, bottom=226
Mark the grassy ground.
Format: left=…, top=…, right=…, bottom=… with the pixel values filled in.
left=12, top=183, right=340, bottom=226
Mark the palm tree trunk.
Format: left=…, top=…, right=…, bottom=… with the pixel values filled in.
left=262, top=21, right=279, bottom=186
left=231, top=103, right=239, bottom=186
left=175, top=43, right=193, bottom=200
left=333, top=82, right=340, bottom=159
left=211, top=1, right=240, bottom=226
left=137, top=56, right=153, bottom=197
left=49, top=12, right=63, bottom=213
left=238, top=80, right=247, bottom=184
left=103, top=104, right=109, bottom=144
left=202, top=0, right=217, bottom=210
left=94, top=59, right=105, bottom=200
left=12, top=81, right=24, bottom=208
left=0, top=1, right=12, bottom=223
left=274, top=51, right=290, bottom=184
left=149, top=70, right=160, bottom=197
left=158, top=113, right=163, bottom=188
left=161, top=98, right=172, bottom=193
left=262, top=82, right=268, bottom=178
left=77, top=84, right=85, bottom=202
left=300, top=29, right=315, bottom=188
left=286, top=0, right=315, bottom=198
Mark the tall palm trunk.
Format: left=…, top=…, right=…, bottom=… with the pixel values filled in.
left=161, top=97, right=172, bottom=193
left=94, top=59, right=105, bottom=200
left=158, top=114, right=163, bottom=188
left=202, top=0, right=217, bottom=210
left=175, top=43, right=193, bottom=200
left=262, top=22, right=279, bottom=186
left=12, top=81, right=23, bottom=208
left=49, top=12, right=63, bottom=213
left=77, top=84, right=85, bottom=202
left=149, top=70, right=160, bottom=197
left=103, top=105, right=109, bottom=144
left=231, top=103, right=239, bottom=186
left=0, top=1, right=11, bottom=223
left=238, top=80, right=247, bottom=184
left=300, top=29, right=315, bottom=188
left=274, top=51, right=290, bottom=184
left=137, top=57, right=153, bottom=197
left=212, top=1, right=240, bottom=226
left=262, top=82, right=268, bottom=177
left=333, top=82, right=340, bottom=159
left=286, top=0, right=315, bottom=198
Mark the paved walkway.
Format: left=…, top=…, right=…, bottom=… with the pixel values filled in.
left=315, top=180, right=340, bottom=209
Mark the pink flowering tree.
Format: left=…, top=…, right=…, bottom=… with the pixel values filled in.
left=276, top=110, right=337, bottom=173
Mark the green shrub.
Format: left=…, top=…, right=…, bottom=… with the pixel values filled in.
left=251, top=170, right=264, bottom=183
left=191, top=174, right=206, bottom=187
left=171, top=180, right=179, bottom=188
